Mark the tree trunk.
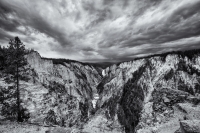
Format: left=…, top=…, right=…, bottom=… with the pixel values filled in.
left=16, top=41, right=22, bottom=122
left=17, top=62, right=21, bottom=122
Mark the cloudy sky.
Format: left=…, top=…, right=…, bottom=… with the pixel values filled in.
left=0, top=0, right=200, bottom=62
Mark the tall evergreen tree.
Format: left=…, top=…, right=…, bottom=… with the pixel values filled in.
left=4, top=37, right=29, bottom=122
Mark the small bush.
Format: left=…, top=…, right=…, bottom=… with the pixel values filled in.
left=1, top=103, right=30, bottom=121
left=43, top=110, right=63, bottom=126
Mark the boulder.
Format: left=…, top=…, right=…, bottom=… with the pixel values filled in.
left=163, top=96, right=170, bottom=103
left=174, top=128, right=182, bottom=133
left=180, top=120, right=200, bottom=133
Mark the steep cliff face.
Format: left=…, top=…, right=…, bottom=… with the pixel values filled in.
left=96, top=53, right=200, bottom=133
left=9, top=51, right=102, bottom=126
left=26, top=52, right=101, bottom=97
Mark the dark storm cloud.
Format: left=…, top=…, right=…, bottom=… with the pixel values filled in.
left=0, top=29, right=12, bottom=40
left=0, top=0, right=73, bottom=47
left=0, top=0, right=200, bottom=62
left=0, top=4, right=16, bottom=40
left=82, top=47, right=94, bottom=52
left=0, top=16, right=20, bottom=32
left=117, top=0, right=200, bottom=49
left=26, top=16, right=72, bottom=46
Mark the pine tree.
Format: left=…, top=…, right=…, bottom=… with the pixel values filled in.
left=0, top=46, right=5, bottom=70
left=4, top=37, right=29, bottom=122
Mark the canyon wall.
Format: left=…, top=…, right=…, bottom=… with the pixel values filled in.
left=95, top=53, right=200, bottom=133
left=0, top=51, right=102, bottom=126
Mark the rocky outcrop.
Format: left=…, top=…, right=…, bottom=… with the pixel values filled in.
left=96, top=52, right=200, bottom=133
left=180, top=120, right=200, bottom=133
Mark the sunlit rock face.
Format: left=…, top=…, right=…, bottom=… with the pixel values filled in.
left=21, top=51, right=102, bottom=125
left=26, top=52, right=102, bottom=97
left=97, top=53, right=200, bottom=133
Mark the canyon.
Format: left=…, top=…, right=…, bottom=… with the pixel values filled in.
left=1, top=50, right=200, bottom=133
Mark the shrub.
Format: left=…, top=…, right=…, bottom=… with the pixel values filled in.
left=1, top=103, right=30, bottom=121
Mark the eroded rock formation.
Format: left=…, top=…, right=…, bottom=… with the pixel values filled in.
left=95, top=52, right=200, bottom=133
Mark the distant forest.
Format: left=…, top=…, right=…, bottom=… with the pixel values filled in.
left=116, top=48, right=200, bottom=66
left=1, top=45, right=200, bottom=69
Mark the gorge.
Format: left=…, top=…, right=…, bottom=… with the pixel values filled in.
left=1, top=49, right=200, bottom=133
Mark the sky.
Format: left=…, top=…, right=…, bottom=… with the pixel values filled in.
left=0, top=0, right=200, bottom=62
